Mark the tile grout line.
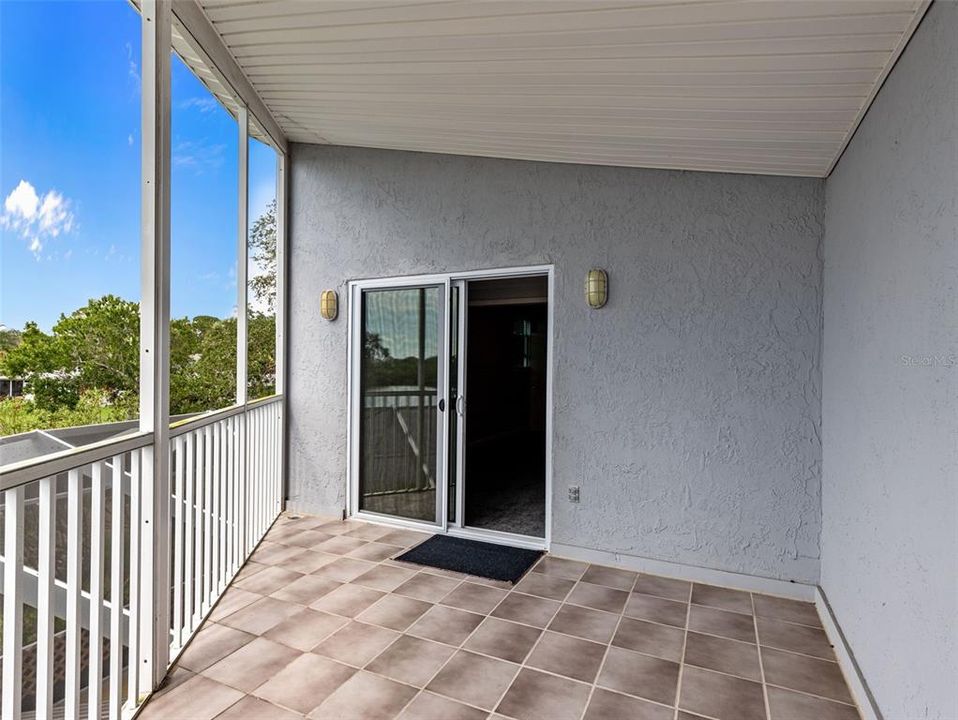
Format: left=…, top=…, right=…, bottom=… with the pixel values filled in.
left=481, top=567, right=576, bottom=717
left=574, top=571, right=638, bottom=720
left=752, top=592, right=773, bottom=720
left=398, top=572, right=520, bottom=718
left=300, top=608, right=863, bottom=716
left=229, top=565, right=791, bottom=708
left=672, top=580, right=694, bottom=720
left=382, top=583, right=837, bottom=666
left=163, top=518, right=853, bottom=720
left=499, top=576, right=574, bottom=716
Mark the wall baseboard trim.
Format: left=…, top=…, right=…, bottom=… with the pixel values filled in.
left=815, top=587, right=883, bottom=720
left=549, top=542, right=816, bottom=601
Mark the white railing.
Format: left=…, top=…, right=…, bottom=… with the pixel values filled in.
left=167, top=396, right=283, bottom=653
left=0, top=395, right=284, bottom=720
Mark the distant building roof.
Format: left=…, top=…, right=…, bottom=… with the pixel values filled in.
left=0, top=413, right=199, bottom=468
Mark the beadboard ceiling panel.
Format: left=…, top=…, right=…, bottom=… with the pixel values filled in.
left=196, top=0, right=929, bottom=176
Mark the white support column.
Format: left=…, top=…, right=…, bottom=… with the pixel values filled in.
left=275, top=151, right=288, bottom=508
left=236, top=107, right=249, bottom=559
left=237, top=105, right=249, bottom=404
left=139, top=0, right=172, bottom=690
left=275, top=151, right=287, bottom=398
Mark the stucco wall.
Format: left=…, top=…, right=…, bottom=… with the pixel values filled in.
left=288, top=146, right=824, bottom=583
left=821, top=2, right=958, bottom=717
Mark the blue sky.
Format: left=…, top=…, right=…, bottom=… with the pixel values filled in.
left=0, top=0, right=277, bottom=332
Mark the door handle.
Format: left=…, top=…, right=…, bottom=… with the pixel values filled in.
left=456, top=395, right=465, bottom=416
left=438, top=398, right=446, bottom=412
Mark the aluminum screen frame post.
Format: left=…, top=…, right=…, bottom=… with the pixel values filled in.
left=139, top=0, right=173, bottom=692
left=276, top=150, right=288, bottom=506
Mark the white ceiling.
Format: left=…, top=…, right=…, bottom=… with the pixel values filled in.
left=197, top=0, right=929, bottom=177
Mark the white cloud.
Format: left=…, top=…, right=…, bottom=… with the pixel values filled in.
left=125, top=42, right=140, bottom=89
left=179, top=96, right=219, bottom=114
left=128, top=133, right=134, bottom=146
left=1, top=180, right=76, bottom=257
left=173, top=140, right=226, bottom=173
left=4, top=179, right=39, bottom=220
left=38, top=191, right=73, bottom=236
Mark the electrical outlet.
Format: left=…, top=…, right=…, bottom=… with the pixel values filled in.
left=568, top=486, right=580, bottom=503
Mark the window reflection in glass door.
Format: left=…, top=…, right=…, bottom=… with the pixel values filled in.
left=359, top=286, right=441, bottom=523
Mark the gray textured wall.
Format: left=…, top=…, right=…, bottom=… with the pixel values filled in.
left=288, top=146, right=824, bottom=583
left=821, top=2, right=958, bottom=717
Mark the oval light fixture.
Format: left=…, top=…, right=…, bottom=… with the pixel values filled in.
left=320, top=289, right=339, bottom=321
left=585, top=268, right=608, bottom=309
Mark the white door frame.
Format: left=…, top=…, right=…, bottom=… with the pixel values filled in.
left=347, top=275, right=450, bottom=533
left=346, top=264, right=554, bottom=551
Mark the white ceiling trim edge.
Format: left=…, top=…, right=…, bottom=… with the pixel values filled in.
left=170, top=0, right=288, bottom=154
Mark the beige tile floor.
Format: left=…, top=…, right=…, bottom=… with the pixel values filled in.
left=139, top=514, right=861, bottom=720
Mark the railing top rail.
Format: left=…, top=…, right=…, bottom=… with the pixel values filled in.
left=0, top=394, right=283, bottom=489
left=169, top=402, right=245, bottom=436
left=0, top=430, right=152, bottom=491
left=168, top=394, right=282, bottom=438
left=365, top=389, right=438, bottom=397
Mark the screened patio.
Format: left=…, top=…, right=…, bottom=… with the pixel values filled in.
left=1, top=1, right=954, bottom=720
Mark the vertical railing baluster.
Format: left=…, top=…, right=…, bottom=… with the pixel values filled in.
left=220, top=418, right=233, bottom=590
left=235, top=415, right=242, bottom=570
left=65, top=467, right=83, bottom=719
left=184, top=432, right=195, bottom=639
left=243, top=410, right=251, bottom=551
left=246, top=408, right=259, bottom=550
left=236, top=415, right=243, bottom=568
left=0, top=398, right=283, bottom=720
left=36, top=474, right=56, bottom=719
left=220, top=418, right=233, bottom=586
left=203, top=425, right=213, bottom=613
left=195, top=429, right=206, bottom=623
left=268, top=406, right=274, bottom=516
left=277, top=404, right=282, bottom=511
left=266, top=406, right=273, bottom=518
left=261, top=408, right=267, bottom=536
left=231, top=416, right=238, bottom=573
left=269, top=405, right=277, bottom=515
left=128, top=451, right=142, bottom=708
left=88, top=461, right=107, bottom=720
left=2, top=485, right=25, bottom=720
left=256, top=407, right=263, bottom=539
left=248, top=409, right=255, bottom=543
left=237, top=415, right=244, bottom=566
left=229, top=417, right=236, bottom=572
left=173, top=435, right=184, bottom=646
left=109, top=454, right=125, bottom=720
left=212, top=421, right=221, bottom=595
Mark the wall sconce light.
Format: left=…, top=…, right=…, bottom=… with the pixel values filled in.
left=585, top=268, right=608, bottom=309
left=320, top=289, right=339, bottom=321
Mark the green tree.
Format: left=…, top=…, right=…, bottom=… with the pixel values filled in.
left=1, top=201, right=280, bottom=434
left=248, top=312, right=276, bottom=399
left=0, top=326, right=22, bottom=353
left=0, top=322, right=73, bottom=409
left=249, top=199, right=277, bottom=312
left=1, top=296, right=139, bottom=410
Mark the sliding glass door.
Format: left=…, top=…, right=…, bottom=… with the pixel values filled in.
left=356, top=284, right=445, bottom=524
left=349, top=267, right=551, bottom=546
